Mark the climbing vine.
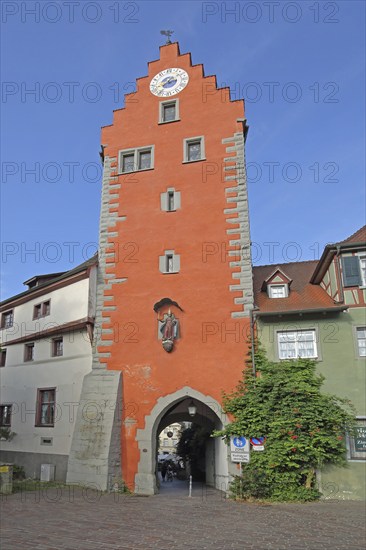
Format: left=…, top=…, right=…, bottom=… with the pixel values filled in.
left=216, top=344, right=356, bottom=501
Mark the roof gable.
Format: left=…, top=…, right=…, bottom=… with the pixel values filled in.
left=261, top=267, right=292, bottom=290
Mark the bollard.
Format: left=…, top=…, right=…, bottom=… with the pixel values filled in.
left=188, top=475, right=192, bottom=497
left=0, top=464, right=13, bottom=494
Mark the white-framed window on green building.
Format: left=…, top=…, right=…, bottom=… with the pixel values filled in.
left=348, top=418, right=366, bottom=461
left=356, top=327, right=366, bottom=357
left=119, top=146, right=154, bottom=173
left=360, top=255, right=366, bottom=286
left=277, top=330, right=317, bottom=360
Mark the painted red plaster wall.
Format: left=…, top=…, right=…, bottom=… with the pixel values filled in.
left=99, top=43, right=251, bottom=488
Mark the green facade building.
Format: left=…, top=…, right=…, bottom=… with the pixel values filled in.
left=253, top=226, right=366, bottom=500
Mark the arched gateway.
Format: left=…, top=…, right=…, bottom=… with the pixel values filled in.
left=135, top=387, right=228, bottom=494
left=67, top=42, right=253, bottom=494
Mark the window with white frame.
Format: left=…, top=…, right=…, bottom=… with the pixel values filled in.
left=119, top=146, right=154, bottom=173
left=159, top=99, right=179, bottom=123
left=159, top=250, right=180, bottom=274
left=160, top=188, right=181, bottom=212
left=268, top=284, right=288, bottom=298
left=356, top=327, right=366, bottom=357
left=349, top=418, right=366, bottom=460
left=278, top=330, right=317, bottom=359
left=183, top=136, right=205, bottom=163
left=360, top=255, right=366, bottom=286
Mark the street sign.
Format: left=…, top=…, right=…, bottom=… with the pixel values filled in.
left=250, top=437, right=266, bottom=451
left=230, top=436, right=250, bottom=463
left=231, top=451, right=250, bottom=463
left=231, top=436, right=250, bottom=452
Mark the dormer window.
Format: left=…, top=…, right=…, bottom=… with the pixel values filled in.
left=268, top=284, right=288, bottom=298
left=262, top=267, right=292, bottom=298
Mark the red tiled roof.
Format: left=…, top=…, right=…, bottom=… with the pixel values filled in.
left=338, top=225, right=366, bottom=245
left=253, top=260, right=339, bottom=314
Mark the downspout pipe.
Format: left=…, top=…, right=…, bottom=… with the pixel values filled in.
left=250, top=308, right=256, bottom=377
left=335, top=245, right=344, bottom=303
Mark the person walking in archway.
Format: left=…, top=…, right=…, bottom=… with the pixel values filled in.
left=161, top=461, right=168, bottom=482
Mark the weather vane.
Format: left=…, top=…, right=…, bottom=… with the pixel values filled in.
left=160, top=30, right=174, bottom=45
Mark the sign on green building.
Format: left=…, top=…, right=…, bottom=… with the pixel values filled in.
left=355, top=426, right=366, bottom=452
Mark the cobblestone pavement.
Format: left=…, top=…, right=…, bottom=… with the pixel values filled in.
left=1, top=480, right=365, bottom=550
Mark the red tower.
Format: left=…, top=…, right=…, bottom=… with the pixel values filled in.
left=67, top=43, right=253, bottom=494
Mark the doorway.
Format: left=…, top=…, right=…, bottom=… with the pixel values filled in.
left=134, top=387, right=229, bottom=495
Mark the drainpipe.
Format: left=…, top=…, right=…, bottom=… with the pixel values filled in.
left=335, top=246, right=344, bottom=304
left=249, top=308, right=256, bottom=377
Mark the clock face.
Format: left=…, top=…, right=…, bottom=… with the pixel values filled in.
left=150, top=68, right=189, bottom=97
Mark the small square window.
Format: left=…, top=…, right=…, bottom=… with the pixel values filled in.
left=33, top=304, right=42, bottom=319
left=163, top=104, right=176, bottom=122
left=356, top=327, right=366, bottom=357
left=0, top=349, right=6, bottom=367
left=0, top=405, right=12, bottom=427
left=138, top=150, right=151, bottom=170
left=159, top=100, right=179, bottom=124
left=1, top=310, right=14, bottom=329
left=183, top=137, right=205, bottom=163
left=122, top=153, right=135, bottom=173
left=33, top=300, right=50, bottom=320
left=188, top=141, right=201, bottom=161
left=52, top=338, right=63, bottom=357
left=36, top=389, right=56, bottom=427
left=269, top=285, right=287, bottom=298
left=24, top=343, right=35, bottom=362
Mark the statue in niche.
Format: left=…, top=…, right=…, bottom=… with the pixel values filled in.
left=159, top=309, right=178, bottom=352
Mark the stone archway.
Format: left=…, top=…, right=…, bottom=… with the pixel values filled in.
left=134, top=386, right=230, bottom=495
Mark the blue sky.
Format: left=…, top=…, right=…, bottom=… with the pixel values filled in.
left=1, top=0, right=365, bottom=299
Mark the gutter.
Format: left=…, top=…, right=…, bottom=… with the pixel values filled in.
left=311, top=241, right=366, bottom=284
left=335, top=245, right=345, bottom=303
left=255, top=305, right=348, bottom=317
left=249, top=308, right=256, bottom=377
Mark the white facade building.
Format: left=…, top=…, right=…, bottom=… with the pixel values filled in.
left=0, top=256, right=97, bottom=480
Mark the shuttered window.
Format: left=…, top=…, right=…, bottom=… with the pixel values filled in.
left=341, top=256, right=362, bottom=287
